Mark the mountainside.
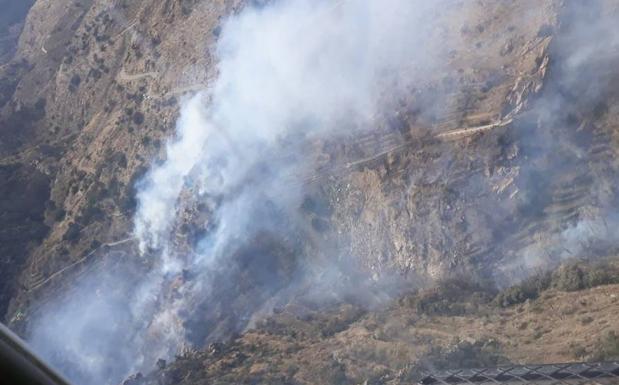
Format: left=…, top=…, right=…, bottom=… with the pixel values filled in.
left=1, top=0, right=619, bottom=384
left=1, top=0, right=241, bottom=320
left=130, top=259, right=619, bottom=385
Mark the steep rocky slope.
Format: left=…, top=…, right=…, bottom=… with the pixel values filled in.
left=0, top=0, right=564, bottom=321
left=1, top=0, right=619, bottom=384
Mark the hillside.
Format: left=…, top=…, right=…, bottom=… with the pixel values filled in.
left=0, top=0, right=618, bottom=384
left=128, top=259, right=619, bottom=385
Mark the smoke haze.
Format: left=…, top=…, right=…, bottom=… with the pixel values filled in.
left=27, top=1, right=454, bottom=384
left=22, top=1, right=619, bottom=384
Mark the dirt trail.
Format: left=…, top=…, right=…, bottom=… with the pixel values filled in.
left=25, top=237, right=135, bottom=293
left=117, top=68, right=157, bottom=82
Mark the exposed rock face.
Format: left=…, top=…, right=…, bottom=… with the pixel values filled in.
left=324, top=1, right=619, bottom=284
left=1, top=0, right=619, bottom=383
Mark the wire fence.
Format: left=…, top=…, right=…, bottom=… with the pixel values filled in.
left=418, top=361, right=619, bottom=385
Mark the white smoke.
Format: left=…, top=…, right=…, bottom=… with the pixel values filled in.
left=128, top=0, right=451, bottom=365
left=498, top=215, right=619, bottom=283
left=27, top=1, right=453, bottom=384
left=22, top=1, right=619, bottom=384
left=135, top=0, right=448, bottom=255
left=134, top=96, right=210, bottom=255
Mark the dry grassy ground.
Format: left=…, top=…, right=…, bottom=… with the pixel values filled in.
left=126, top=258, right=619, bottom=385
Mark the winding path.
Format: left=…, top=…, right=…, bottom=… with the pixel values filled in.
left=26, top=237, right=135, bottom=293
left=117, top=68, right=157, bottom=82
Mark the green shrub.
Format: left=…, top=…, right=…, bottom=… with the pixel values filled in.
left=551, top=264, right=586, bottom=291
left=551, top=263, right=619, bottom=292
left=63, top=222, right=81, bottom=243
left=90, top=239, right=101, bottom=250
left=52, top=207, right=66, bottom=222
left=423, top=340, right=509, bottom=371
left=132, top=111, right=145, bottom=125
left=69, top=74, right=81, bottom=92
left=122, top=166, right=148, bottom=212
left=495, top=272, right=551, bottom=308
left=409, top=277, right=496, bottom=316
left=496, top=260, right=619, bottom=308
left=591, top=331, right=619, bottom=361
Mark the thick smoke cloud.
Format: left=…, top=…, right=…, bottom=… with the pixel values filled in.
left=27, top=1, right=452, bottom=384
left=134, top=0, right=449, bottom=254
left=24, top=0, right=619, bottom=384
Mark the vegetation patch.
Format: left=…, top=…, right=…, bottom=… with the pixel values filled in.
left=591, top=331, right=619, bottom=361
left=400, top=277, right=496, bottom=316
left=423, top=339, right=510, bottom=371
left=496, top=260, right=619, bottom=307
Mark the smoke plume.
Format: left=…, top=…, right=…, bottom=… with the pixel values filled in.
left=27, top=1, right=452, bottom=384
left=23, top=1, right=619, bottom=384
